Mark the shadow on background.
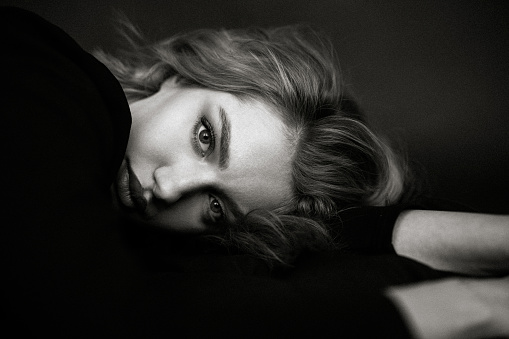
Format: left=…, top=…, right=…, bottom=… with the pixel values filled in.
left=2, top=0, right=508, bottom=213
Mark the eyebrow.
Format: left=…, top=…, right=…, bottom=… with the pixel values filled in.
left=218, top=106, right=231, bottom=170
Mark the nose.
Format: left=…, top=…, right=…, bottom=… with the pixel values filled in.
left=150, top=162, right=216, bottom=204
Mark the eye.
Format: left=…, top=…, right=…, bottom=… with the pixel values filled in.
left=193, top=117, right=215, bottom=157
left=208, top=195, right=224, bottom=222
left=198, top=125, right=211, bottom=148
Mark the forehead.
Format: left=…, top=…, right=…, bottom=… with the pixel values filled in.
left=214, top=92, right=294, bottom=212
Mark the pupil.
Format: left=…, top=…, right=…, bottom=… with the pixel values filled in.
left=199, top=130, right=211, bottom=144
left=210, top=200, right=222, bottom=213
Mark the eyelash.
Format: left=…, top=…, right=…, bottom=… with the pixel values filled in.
left=192, top=116, right=216, bottom=157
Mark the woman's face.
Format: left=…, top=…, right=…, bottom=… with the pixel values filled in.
left=113, top=78, right=294, bottom=232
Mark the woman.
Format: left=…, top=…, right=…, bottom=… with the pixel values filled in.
left=2, top=6, right=508, bottom=338
left=102, top=22, right=407, bottom=265
left=97, top=16, right=508, bottom=274
left=94, top=12, right=509, bottom=337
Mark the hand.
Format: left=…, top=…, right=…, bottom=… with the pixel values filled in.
left=386, top=276, right=509, bottom=339
left=461, top=276, right=509, bottom=337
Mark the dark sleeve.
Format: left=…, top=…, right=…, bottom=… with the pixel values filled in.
left=338, top=197, right=477, bottom=254
left=0, top=7, right=141, bottom=337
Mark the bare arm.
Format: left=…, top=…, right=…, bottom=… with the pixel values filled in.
left=386, top=276, right=509, bottom=339
left=392, top=210, right=509, bottom=275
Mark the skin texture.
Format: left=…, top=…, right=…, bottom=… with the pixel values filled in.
left=114, top=78, right=294, bottom=232
left=386, top=276, right=509, bottom=339
left=393, top=210, right=509, bottom=275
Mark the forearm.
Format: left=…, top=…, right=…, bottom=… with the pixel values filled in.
left=392, top=210, right=509, bottom=275
left=386, top=276, right=509, bottom=339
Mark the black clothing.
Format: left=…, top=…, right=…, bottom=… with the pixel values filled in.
left=2, top=6, right=138, bottom=337
left=1, top=7, right=455, bottom=338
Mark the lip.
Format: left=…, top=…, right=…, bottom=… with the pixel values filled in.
left=126, top=159, right=148, bottom=213
left=116, top=158, right=148, bottom=216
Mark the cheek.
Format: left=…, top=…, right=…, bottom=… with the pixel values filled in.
left=128, top=116, right=180, bottom=162
left=147, top=196, right=208, bottom=233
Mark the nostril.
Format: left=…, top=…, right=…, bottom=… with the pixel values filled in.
left=152, top=181, right=181, bottom=204
left=153, top=167, right=176, bottom=200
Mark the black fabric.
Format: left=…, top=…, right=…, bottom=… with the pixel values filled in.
left=1, top=6, right=140, bottom=337
left=1, top=7, right=460, bottom=338
left=337, top=197, right=475, bottom=254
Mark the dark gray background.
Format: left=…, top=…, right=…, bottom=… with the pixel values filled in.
left=3, top=0, right=508, bottom=213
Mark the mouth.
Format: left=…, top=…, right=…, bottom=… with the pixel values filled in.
left=115, top=158, right=148, bottom=216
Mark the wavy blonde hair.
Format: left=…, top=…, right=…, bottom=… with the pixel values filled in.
left=95, top=23, right=410, bottom=266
